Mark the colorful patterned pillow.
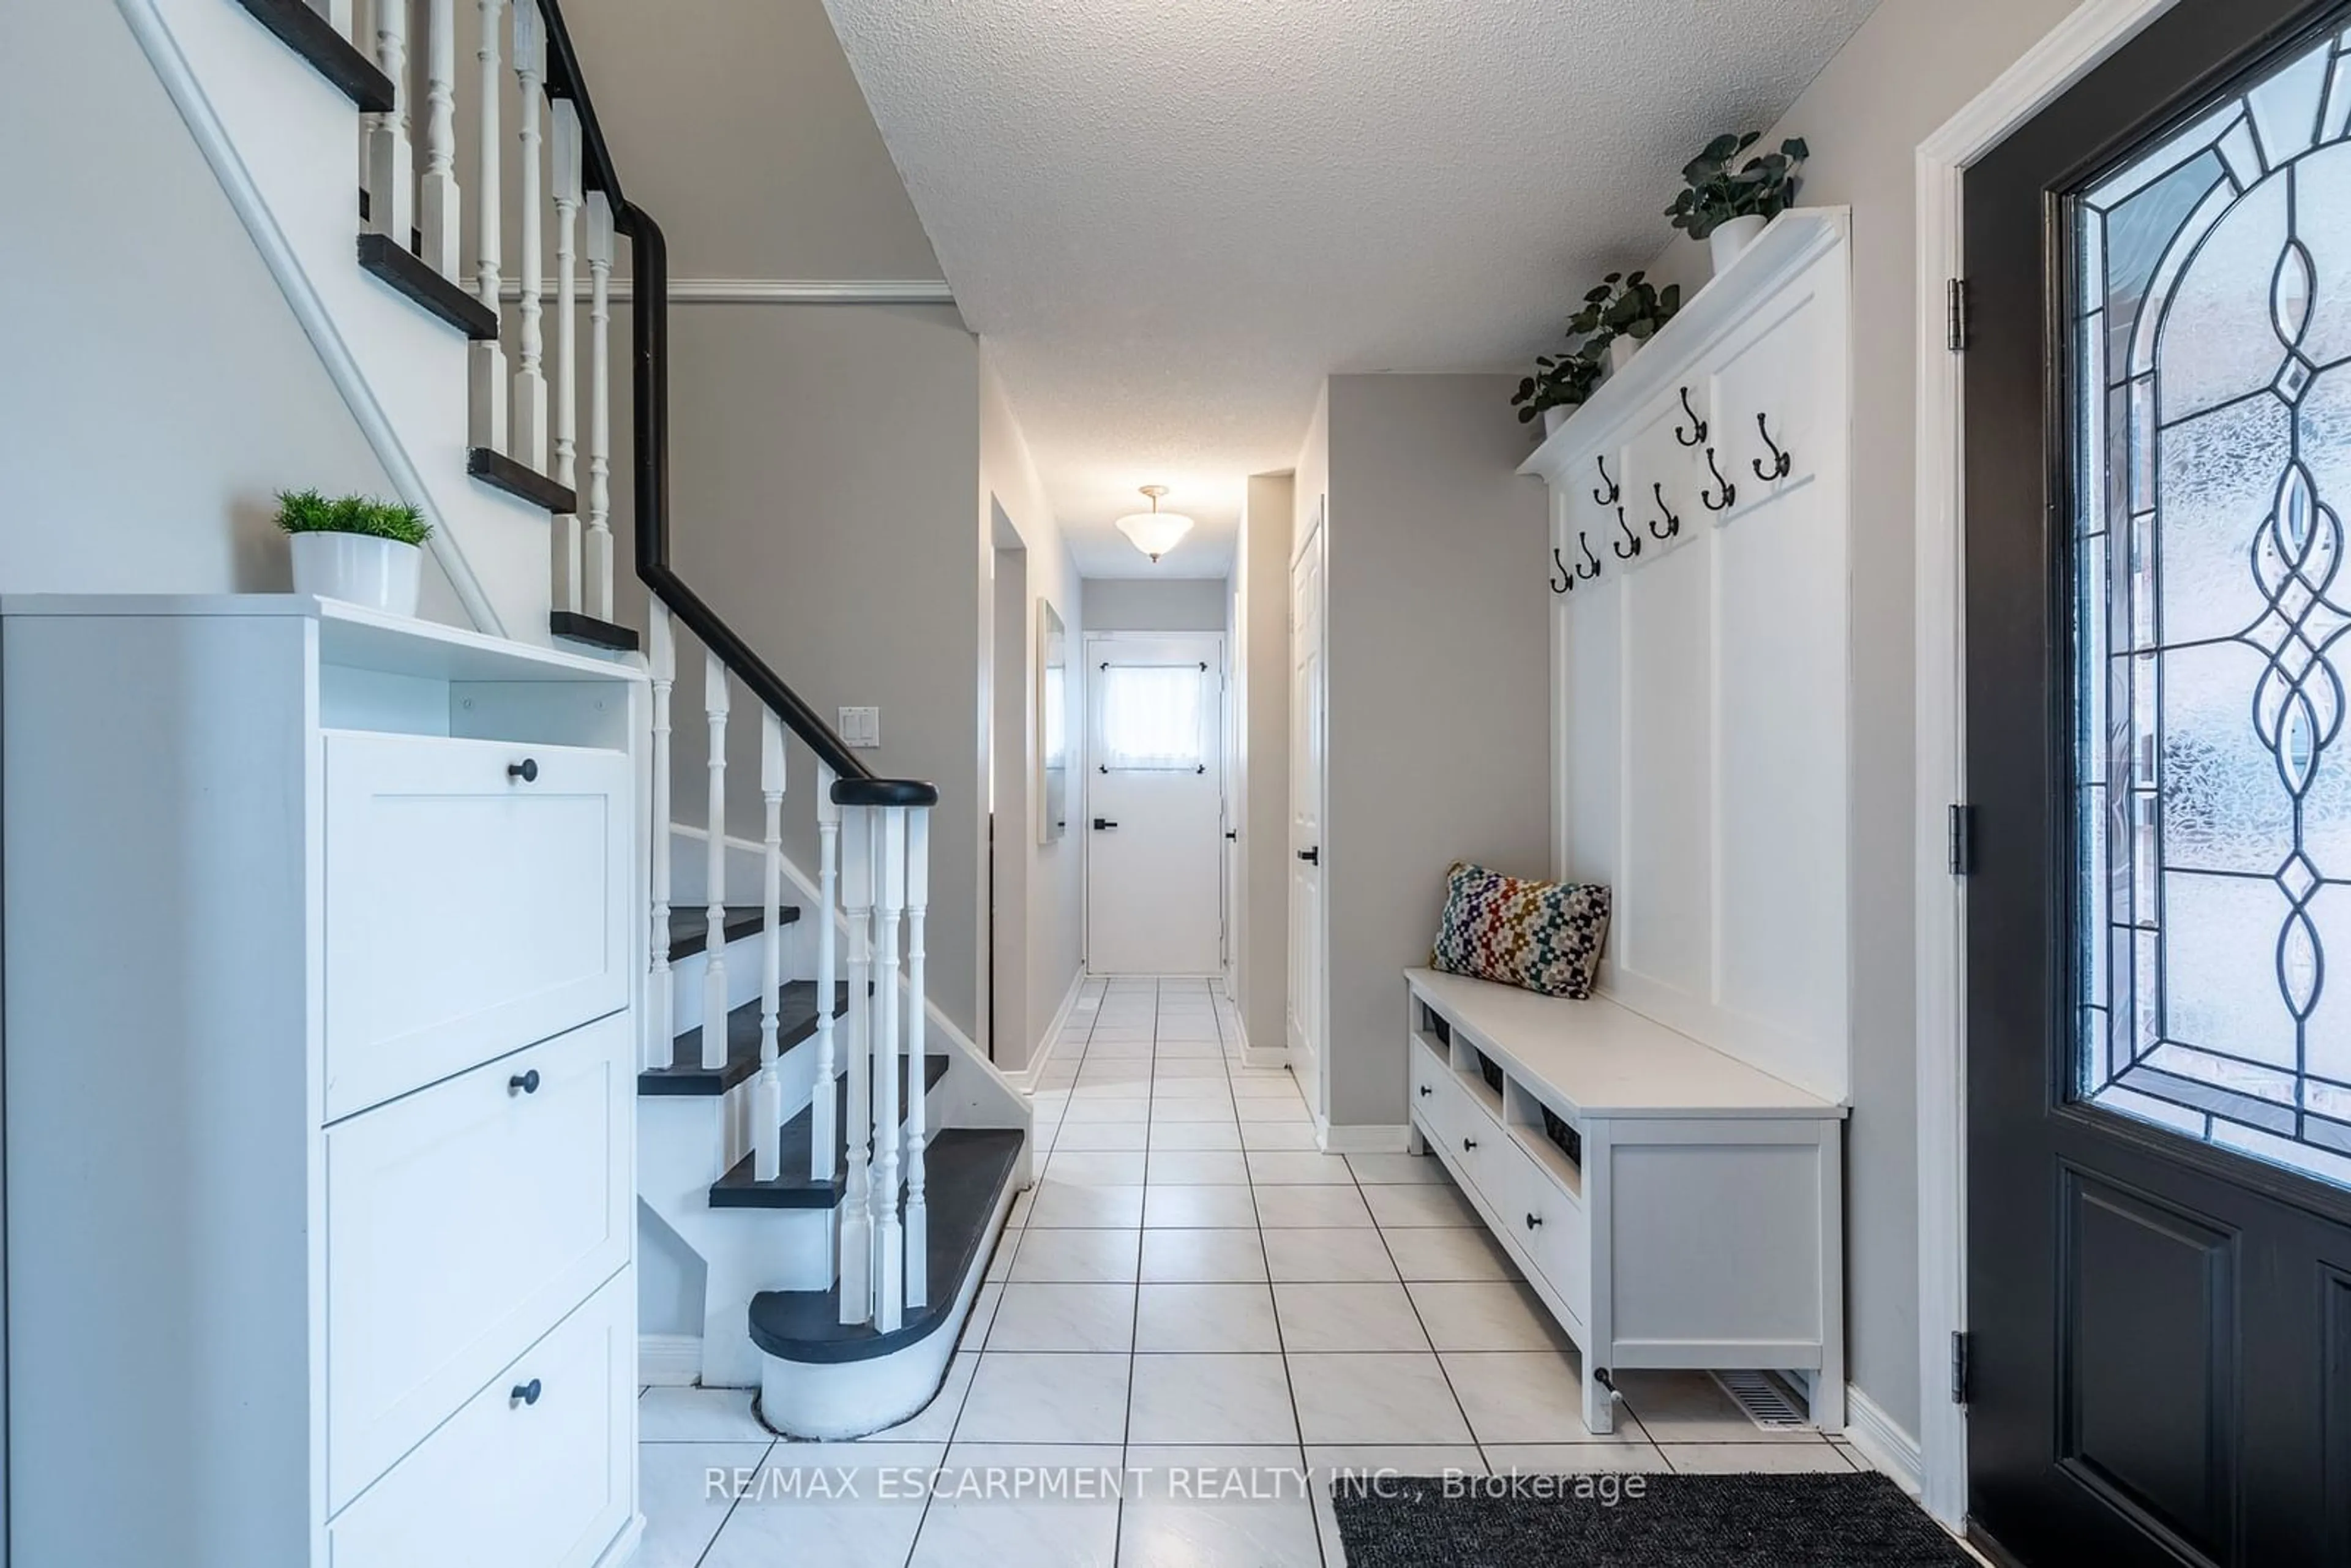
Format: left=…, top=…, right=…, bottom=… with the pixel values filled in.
left=1429, top=861, right=1611, bottom=1000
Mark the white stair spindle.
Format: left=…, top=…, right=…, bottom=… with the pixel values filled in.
left=583, top=192, right=615, bottom=621
left=753, top=711, right=786, bottom=1182
left=871, top=808, right=906, bottom=1333
left=508, top=4, right=548, bottom=469
left=329, top=0, right=354, bottom=42
left=902, top=806, right=930, bottom=1310
left=838, top=807, right=875, bottom=1326
left=366, top=0, right=413, bottom=244
left=700, top=652, right=730, bottom=1072
left=468, top=0, right=508, bottom=452
left=811, top=764, right=840, bottom=1182
left=646, top=604, right=675, bottom=1070
left=417, top=0, right=459, bottom=276
left=549, top=98, right=582, bottom=612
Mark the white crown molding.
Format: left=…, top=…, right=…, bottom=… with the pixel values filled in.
left=503, top=277, right=956, bottom=306
left=1911, top=0, right=2183, bottom=1531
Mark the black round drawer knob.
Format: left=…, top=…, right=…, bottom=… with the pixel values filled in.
left=508, top=759, right=539, bottom=782
left=511, top=1378, right=542, bottom=1407
left=1419, top=1085, right=1433, bottom=1098
left=1462, top=1137, right=1478, bottom=1151
left=509, top=1070, right=541, bottom=1095
left=1526, top=1214, right=1544, bottom=1229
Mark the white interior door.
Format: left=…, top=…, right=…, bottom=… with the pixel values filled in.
left=1086, top=632, right=1226, bottom=975
left=1288, top=522, right=1326, bottom=1113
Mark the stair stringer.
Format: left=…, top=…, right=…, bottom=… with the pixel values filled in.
left=117, top=0, right=560, bottom=640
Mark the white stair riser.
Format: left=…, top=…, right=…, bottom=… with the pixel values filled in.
left=667, top=928, right=801, bottom=1040
left=756, top=1174, right=1014, bottom=1437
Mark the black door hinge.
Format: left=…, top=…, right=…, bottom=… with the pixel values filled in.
left=1948, top=278, right=1971, bottom=353
left=1948, top=804, right=1976, bottom=877
left=1951, top=1330, right=1973, bottom=1405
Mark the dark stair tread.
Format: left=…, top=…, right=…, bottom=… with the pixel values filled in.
left=549, top=611, right=640, bottom=653
left=235, top=0, right=396, bottom=113
left=748, top=1128, right=1024, bottom=1364
left=468, top=448, right=578, bottom=512
left=637, top=979, right=845, bottom=1097
left=356, top=234, right=499, bottom=340
left=667, top=904, right=788, bottom=962
left=708, top=1052, right=954, bottom=1210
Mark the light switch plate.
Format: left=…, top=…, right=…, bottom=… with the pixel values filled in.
left=838, top=706, right=881, bottom=748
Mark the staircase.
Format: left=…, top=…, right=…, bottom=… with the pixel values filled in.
left=182, top=0, right=1029, bottom=1438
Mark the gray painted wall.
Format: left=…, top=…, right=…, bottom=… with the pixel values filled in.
left=1633, top=0, right=2083, bottom=1441
left=1235, top=474, right=1296, bottom=1056
left=1318, top=375, right=1552, bottom=1131
left=1081, top=577, right=1231, bottom=632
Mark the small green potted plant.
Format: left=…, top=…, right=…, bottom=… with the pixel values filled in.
left=1569, top=271, right=1683, bottom=373
left=1667, top=131, right=1810, bottom=274
left=277, top=489, right=433, bottom=617
left=1512, top=343, right=1606, bottom=436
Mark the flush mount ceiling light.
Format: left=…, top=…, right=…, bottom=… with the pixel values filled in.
left=1114, top=485, right=1194, bottom=564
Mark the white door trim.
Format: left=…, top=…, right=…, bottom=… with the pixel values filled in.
left=1911, top=0, right=2184, bottom=1528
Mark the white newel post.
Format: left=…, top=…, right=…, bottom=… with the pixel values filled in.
left=647, top=604, right=675, bottom=1069
left=754, top=710, right=786, bottom=1182
left=469, top=0, right=509, bottom=452
left=902, top=807, right=930, bottom=1310
left=366, top=0, right=413, bottom=245
left=418, top=0, right=459, bottom=275
left=871, top=808, right=907, bottom=1332
left=509, top=4, right=548, bottom=469
left=583, top=192, right=615, bottom=620
left=838, top=808, right=876, bottom=1324
left=811, top=764, right=840, bottom=1182
left=549, top=97, right=582, bottom=611
left=700, top=653, right=730, bottom=1072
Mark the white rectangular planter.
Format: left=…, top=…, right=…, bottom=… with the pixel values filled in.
left=288, top=529, right=424, bottom=616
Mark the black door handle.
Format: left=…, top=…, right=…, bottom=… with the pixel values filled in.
left=1297, top=847, right=1320, bottom=865
left=1225, top=830, right=1238, bottom=841
left=1092, top=818, right=1119, bottom=831
left=508, top=759, right=539, bottom=783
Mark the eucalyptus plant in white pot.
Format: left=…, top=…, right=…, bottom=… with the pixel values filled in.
left=276, top=489, right=432, bottom=616
left=1667, top=132, right=1810, bottom=275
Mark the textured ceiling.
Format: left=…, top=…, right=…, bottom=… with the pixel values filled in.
left=824, top=1, right=1881, bottom=578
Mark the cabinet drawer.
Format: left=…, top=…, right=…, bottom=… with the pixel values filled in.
left=323, top=732, right=631, bottom=1119
left=328, top=1272, right=634, bottom=1568
left=326, top=1014, right=631, bottom=1510
left=1409, top=1036, right=1454, bottom=1146
left=1496, top=1135, right=1591, bottom=1329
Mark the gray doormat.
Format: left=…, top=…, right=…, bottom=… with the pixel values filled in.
left=1332, top=1471, right=1973, bottom=1567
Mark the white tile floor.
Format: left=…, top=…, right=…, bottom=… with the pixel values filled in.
left=636, top=977, right=1878, bottom=1567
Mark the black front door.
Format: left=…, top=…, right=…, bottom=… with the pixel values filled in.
left=1966, top=1, right=2351, bottom=1564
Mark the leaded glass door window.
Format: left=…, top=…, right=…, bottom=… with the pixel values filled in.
left=2072, top=21, right=2351, bottom=1191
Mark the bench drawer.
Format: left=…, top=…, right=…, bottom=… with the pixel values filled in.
left=323, top=732, right=631, bottom=1120
left=325, top=1013, right=630, bottom=1510
left=1494, top=1135, right=1591, bottom=1328
left=328, top=1272, right=634, bottom=1567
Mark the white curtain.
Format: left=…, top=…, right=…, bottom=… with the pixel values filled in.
left=1100, top=663, right=1205, bottom=770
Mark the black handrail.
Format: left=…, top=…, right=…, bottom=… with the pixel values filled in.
left=536, top=0, right=926, bottom=797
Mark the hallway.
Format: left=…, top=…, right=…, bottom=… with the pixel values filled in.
left=634, top=977, right=1876, bottom=1565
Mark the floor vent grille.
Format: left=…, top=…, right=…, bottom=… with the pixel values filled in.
left=1712, top=1370, right=1813, bottom=1430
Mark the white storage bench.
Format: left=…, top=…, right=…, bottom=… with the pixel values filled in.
left=1404, top=967, right=1848, bottom=1434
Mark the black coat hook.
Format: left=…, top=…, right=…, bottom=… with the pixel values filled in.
left=1592, top=454, right=1620, bottom=507
left=1752, top=411, right=1793, bottom=481
left=1551, top=546, right=1573, bottom=595
left=1648, top=482, right=1681, bottom=542
left=1700, top=446, right=1737, bottom=512
left=1673, top=386, right=1707, bottom=448
left=1575, top=529, right=1603, bottom=581
left=1612, top=506, right=1643, bottom=561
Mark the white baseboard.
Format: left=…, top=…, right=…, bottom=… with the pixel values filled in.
left=1220, top=1011, right=1289, bottom=1072
left=1842, top=1384, right=1924, bottom=1495
left=1319, top=1122, right=1412, bottom=1155
left=1006, top=970, right=1087, bottom=1092
left=638, top=1334, right=704, bottom=1387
